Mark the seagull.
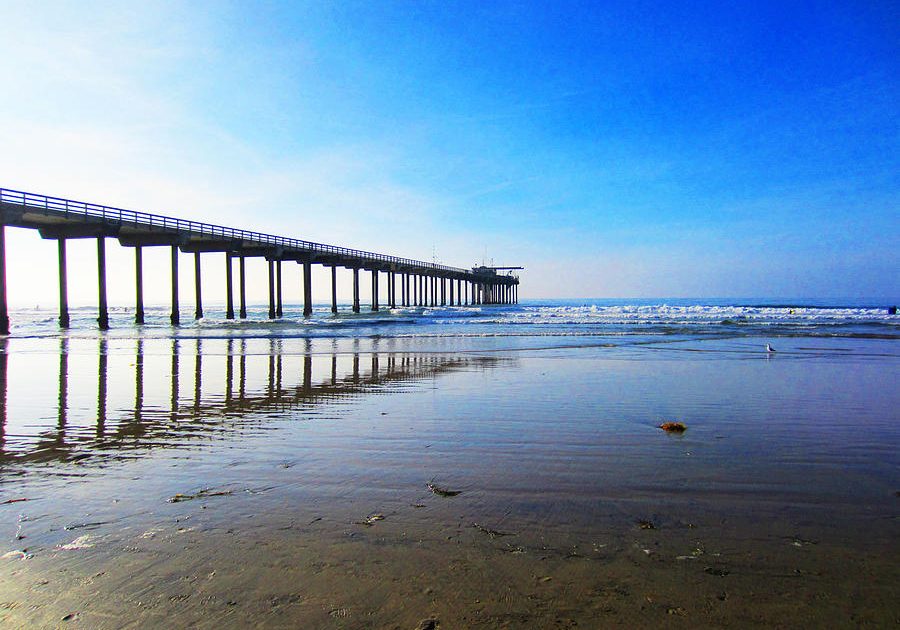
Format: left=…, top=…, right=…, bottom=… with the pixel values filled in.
left=765, top=343, right=776, bottom=353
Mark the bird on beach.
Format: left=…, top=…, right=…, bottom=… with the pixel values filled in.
left=765, top=343, right=776, bottom=353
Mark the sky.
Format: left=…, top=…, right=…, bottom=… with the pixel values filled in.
left=0, top=0, right=897, bottom=305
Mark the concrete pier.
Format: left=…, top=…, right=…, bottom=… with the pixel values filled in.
left=0, top=187, right=521, bottom=332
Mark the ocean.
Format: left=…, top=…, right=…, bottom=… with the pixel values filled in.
left=7, top=296, right=898, bottom=341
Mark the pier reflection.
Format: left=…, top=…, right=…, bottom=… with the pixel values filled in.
left=0, top=338, right=503, bottom=465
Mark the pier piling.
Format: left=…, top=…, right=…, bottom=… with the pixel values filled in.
left=135, top=247, right=144, bottom=324
left=0, top=226, right=7, bottom=335
left=303, top=260, right=312, bottom=317
left=98, top=237, right=109, bottom=330
left=330, top=265, right=337, bottom=314
left=239, top=255, right=247, bottom=319
left=276, top=260, right=283, bottom=318
left=194, top=251, right=203, bottom=320
left=57, top=239, right=69, bottom=328
left=371, top=269, right=379, bottom=311
left=170, top=245, right=179, bottom=326
left=225, top=253, right=234, bottom=319
left=267, top=259, right=276, bottom=319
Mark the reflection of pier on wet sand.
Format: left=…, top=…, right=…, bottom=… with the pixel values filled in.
left=0, top=339, right=503, bottom=464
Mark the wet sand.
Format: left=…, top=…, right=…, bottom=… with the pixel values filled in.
left=0, top=336, right=898, bottom=627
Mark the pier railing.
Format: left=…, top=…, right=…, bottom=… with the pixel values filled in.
left=0, top=187, right=468, bottom=274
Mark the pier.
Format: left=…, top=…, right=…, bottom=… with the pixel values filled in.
left=0, top=188, right=520, bottom=333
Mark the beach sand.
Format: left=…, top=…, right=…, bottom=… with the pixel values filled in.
left=0, top=336, right=897, bottom=627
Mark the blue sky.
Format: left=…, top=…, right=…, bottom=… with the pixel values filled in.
left=0, top=1, right=897, bottom=304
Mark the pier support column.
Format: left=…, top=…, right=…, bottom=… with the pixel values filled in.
left=194, top=252, right=203, bottom=320
left=267, top=260, right=276, bottom=319
left=135, top=247, right=144, bottom=324
left=57, top=239, right=69, bottom=328
left=330, top=266, right=338, bottom=314
left=449, top=277, right=454, bottom=307
left=303, top=260, right=312, bottom=317
left=390, top=272, right=396, bottom=308
left=432, top=276, right=437, bottom=306
left=225, top=253, right=234, bottom=319
left=440, top=277, right=446, bottom=306
left=276, top=260, right=283, bottom=318
left=239, top=255, right=247, bottom=318
left=170, top=245, right=179, bottom=326
left=0, top=226, right=8, bottom=335
left=97, top=237, right=110, bottom=329
left=352, top=268, right=360, bottom=313
left=371, top=269, right=379, bottom=311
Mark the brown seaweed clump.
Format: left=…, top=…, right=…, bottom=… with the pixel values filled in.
left=659, top=421, right=687, bottom=433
